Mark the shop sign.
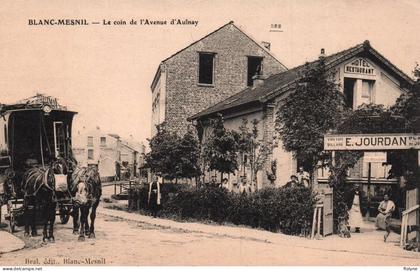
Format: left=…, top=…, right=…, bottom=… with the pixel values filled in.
left=363, top=151, right=387, bottom=163
left=344, top=58, right=375, bottom=76
left=324, top=134, right=420, bottom=150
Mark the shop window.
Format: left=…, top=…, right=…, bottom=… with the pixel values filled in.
left=87, top=136, right=94, bottom=147
left=361, top=80, right=374, bottom=104
left=343, top=78, right=356, bottom=109
left=247, top=56, right=263, bottom=86
left=100, top=136, right=107, bottom=147
left=88, top=149, right=94, bottom=160
left=4, top=124, right=7, bottom=144
left=198, top=53, right=215, bottom=85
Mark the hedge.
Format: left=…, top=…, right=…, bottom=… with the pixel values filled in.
left=128, top=183, right=316, bottom=235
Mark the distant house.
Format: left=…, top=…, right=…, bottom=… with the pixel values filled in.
left=150, top=21, right=287, bottom=136
left=190, top=40, right=414, bottom=192
left=72, top=127, right=145, bottom=181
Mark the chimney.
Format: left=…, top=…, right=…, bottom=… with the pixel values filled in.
left=262, top=41, right=271, bottom=51
left=252, top=74, right=264, bottom=88
left=319, top=48, right=325, bottom=58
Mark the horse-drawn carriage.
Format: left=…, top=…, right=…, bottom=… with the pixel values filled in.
left=0, top=95, right=78, bottom=236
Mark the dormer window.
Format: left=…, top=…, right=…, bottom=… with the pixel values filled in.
left=199, top=52, right=215, bottom=85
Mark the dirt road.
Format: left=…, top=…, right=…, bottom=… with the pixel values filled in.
left=1, top=208, right=420, bottom=266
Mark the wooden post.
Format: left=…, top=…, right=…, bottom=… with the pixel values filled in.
left=311, top=207, right=317, bottom=239
left=417, top=150, right=420, bottom=243
left=366, top=162, right=372, bottom=220
left=317, top=206, right=322, bottom=239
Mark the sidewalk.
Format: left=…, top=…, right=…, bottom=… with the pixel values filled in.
left=97, top=204, right=420, bottom=261
left=0, top=230, right=25, bottom=254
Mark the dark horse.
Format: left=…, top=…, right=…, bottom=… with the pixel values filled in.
left=70, top=165, right=102, bottom=241
left=23, top=164, right=57, bottom=242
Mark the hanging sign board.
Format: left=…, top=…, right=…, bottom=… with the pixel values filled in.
left=324, top=134, right=420, bottom=150
left=364, top=151, right=387, bottom=163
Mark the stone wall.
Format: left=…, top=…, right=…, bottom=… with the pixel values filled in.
left=162, top=23, right=286, bottom=135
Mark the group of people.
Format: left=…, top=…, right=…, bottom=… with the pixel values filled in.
left=347, top=188, right=396, bottom=242
left=147, top=171, right=398, bottom=243
left=285, top=166, right=311, bottom=188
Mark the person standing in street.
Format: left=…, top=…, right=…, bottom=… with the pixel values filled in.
left=348, top=187, right=364, bottom=233
left=148, top=177, right=161, bottom=218
left=376, top=194, right=395, bottom=242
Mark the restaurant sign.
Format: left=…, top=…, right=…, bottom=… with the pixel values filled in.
left=344, top=58, right=375, bottom=76
left=324, top=134, right=420, bottom=151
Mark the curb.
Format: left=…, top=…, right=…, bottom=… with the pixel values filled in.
left=97, top=206, right=420, bottom=261
left=0, top=231, right=25, bottom=254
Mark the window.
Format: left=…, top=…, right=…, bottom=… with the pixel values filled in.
left=343, top=78, right=356, bottom=109
left=88, top=149, right=94, bottom=160
left=87, top=136, right=94, bottom=147
left=198, top=53, right=215, bottom=85
left=100, top=137, right=107, bottom=146
left=4, top=124, right=7, bottom=144
left=361, top=80, right=374, bottom=104
left=247, top=56, right=263, bottom=86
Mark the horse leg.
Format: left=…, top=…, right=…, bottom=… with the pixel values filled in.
left=84, top=208, right=90, bottom=237
left=48, top=202, right=56, bottom=242
left=24, top=197, right=37, bottom=237
left=72, top=205, right=80, bottom=234
left=89, top=202, right=98, bottom=238
left=42, top=205, right=49, bottom=243
left=24, top=205, right=32, bottom=237
left=78, top=206, right=87, bottom=241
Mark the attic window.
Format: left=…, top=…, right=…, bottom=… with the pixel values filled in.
left=247, top=56, right=263, bottom=86
left=199, top=53, right=215, bottom=85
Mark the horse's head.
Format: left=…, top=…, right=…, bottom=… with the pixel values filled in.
left=74, top=179, right=90, bottom=206
left=72, top=165, right=101, bottom=206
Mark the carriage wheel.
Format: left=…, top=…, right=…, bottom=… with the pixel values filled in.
left=60, top=208, right=70, bottom=224
left=9, top=215, right=15, bottom=233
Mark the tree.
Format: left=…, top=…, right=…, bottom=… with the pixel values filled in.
left=177, top=128, right=202, bottom=182
left=238, top=118, right=276, bottom=189
left=275, top=58, right=347, bottom=174
left=145, top=123, right=181, bottom=181
left=328, top=103, right=417, bottom=229
left=202, top=114, right=239, bottom=183
left=145, top=124, right=201, bottom=182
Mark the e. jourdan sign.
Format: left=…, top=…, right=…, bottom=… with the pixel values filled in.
left=324, top=133, right=420, bottom=151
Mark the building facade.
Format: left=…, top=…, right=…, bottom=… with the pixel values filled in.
left=151, top=21, right=287, bottom=136
left=72, top=126, right=145, bottom=181
left=190, top=41, right=414, bottom=193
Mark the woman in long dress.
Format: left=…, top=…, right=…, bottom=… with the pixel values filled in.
left=376, top=194, right=395, bottom=242
left=348, top=189, right=364, bottom=233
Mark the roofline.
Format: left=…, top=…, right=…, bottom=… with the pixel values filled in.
left=1, top=108, right=77, bottom=116
left=231, top=23, right=287, bottom=71
left=151, top=63, right=167, bottom=91
left=261, top=41, right=414, bottom=102
left=150, top=21, right=289, bottom=90
left=190, top=40, right=416, bottom=120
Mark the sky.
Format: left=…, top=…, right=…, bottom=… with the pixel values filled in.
left=1, top=0, right=420, bottom=145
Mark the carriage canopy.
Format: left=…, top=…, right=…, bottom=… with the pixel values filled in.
left=0, top=94, right=77, bottom=174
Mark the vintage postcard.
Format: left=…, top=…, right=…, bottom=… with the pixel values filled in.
left=1, top=0, right=420, bottom=268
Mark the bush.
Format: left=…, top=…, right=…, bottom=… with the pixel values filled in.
left=128, top=183, right=316, bottom=235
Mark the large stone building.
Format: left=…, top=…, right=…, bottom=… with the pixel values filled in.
left=190, top=41, right=414, bottom=193
left=150, top=21, right=287, bottom=136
